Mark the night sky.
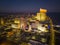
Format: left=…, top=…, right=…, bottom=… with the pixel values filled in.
left=0, top=0, right=60, bottom=13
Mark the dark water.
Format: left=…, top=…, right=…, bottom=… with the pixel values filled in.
left=47, top=12, right=60, bottom=25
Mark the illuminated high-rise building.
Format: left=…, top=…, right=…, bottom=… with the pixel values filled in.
left=35, top=8, right=47, bottom=21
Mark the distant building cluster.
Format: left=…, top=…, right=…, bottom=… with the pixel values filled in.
left=0, top=8, right=52, bottom=45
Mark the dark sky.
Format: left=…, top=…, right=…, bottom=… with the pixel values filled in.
left=0, top=0, right=60, bottom=13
